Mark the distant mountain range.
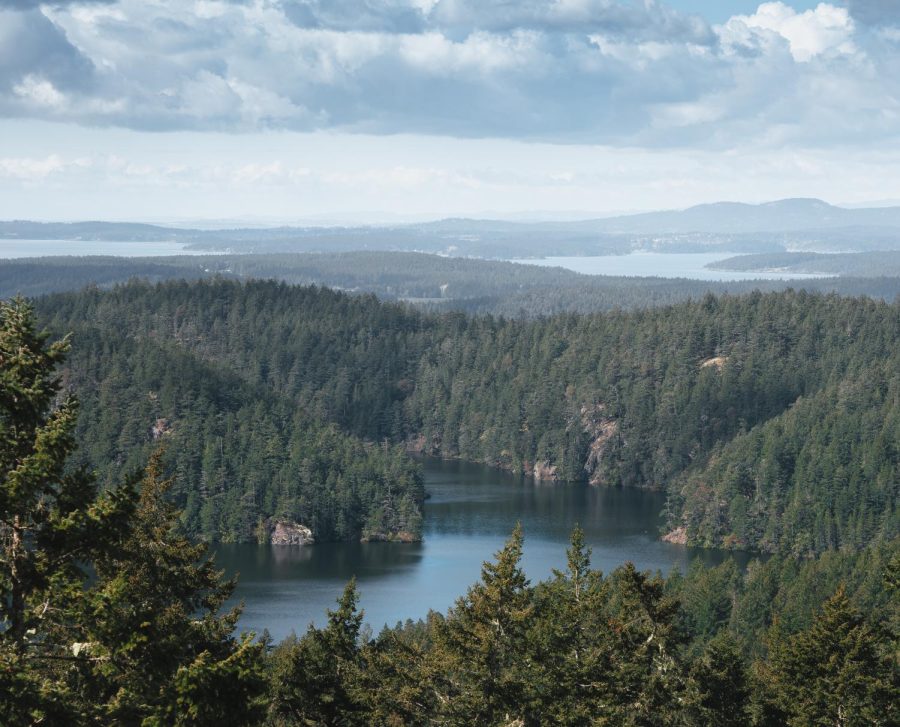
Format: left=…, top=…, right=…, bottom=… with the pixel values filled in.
left=3, top=199, right=900, bottom=256
left=580, top=198, right=900, bottom=234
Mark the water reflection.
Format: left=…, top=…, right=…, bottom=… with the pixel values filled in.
left=218, top=457, right=751, bottom=639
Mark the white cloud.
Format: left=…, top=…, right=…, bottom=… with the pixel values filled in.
left=13, top=75, right=66, bottom=108
left=0, top=153, right=92, bottom=181
left=7, top=121, right=900, bottom=221
left=0, top=0, right=893, bottom=154
left=721, top=2, right=855, bottom=62
left=231, top=161, right=310, bottom=184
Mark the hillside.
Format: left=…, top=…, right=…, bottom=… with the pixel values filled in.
left=584, top=198, right=900, bottom=234
left=40, top=292, right=424, bottom=544
left=708, top=250, right=900, bottom=277
left=6, top=197, right=900, bottom=258
left=4, top=252, right=898, bottom=315
left=37, top=280, right=899, bottom=555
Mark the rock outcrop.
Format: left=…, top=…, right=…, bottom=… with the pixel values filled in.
left=269, top=520, right=314, bottom=546
left=662, top=527, right=688, bottom=545
left=151, top=417, right=171, bottom=440
left=361, top=530, right=419, bottom=543
left=531, top=460, right=559, bottom=482
left=700, top=355, right=728, bottom=371
left=581, top=403, right=619, bottom=485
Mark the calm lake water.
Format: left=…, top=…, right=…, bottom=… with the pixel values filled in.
left=216, top=458, right=748, bottom=639
left=0, top=240, right=209, bottom=258
left=511, top=252, right=834, bottom=281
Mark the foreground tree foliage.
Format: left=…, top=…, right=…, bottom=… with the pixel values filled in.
left=70, top=453, right=267, bottom=725
left=268, top=580, right=366, bottom=726
left=265, top=529, right=898, bottom=726
left=0, top=299, right=265, bottom=725
left=0, top=298, right=133, bottom=724
left=757, top=587, right=898, bottom=726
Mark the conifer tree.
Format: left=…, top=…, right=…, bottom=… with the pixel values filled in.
left=685, top=633, right=751, bottom=727
left=432, top=523, right=535, bottom=725
left=357, top=616, right=437, bottom=726
left=69, top=451, right=267, bottom=725
left=0, top=298, right=132, bottom=724
left=602, top=563, right=687, bottom=726
left=761, top=586, right=899, bottom=726
left=530, top=525, right=610, bottom=725
left=268, top=579, right=366, bottom=726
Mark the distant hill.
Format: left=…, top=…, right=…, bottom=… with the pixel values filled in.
left=2, top=252, right=899, bottom=314
left=708, top=250, right=900, bottom=277
left=0, top=220, right=182, bottom=241
left=4, top=198, right=900, bottom=255
left=578, top=198, right=900, bottom=234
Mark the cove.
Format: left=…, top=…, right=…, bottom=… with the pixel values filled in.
left=217, top=458, right=749, bottom=640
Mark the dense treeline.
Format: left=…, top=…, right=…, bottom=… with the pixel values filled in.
left=0, top=218, right=783, bottom=257
left=0, top=304, right=269, bottom=724
left=674, top=367, right=898, bottom=555
left=3, top=251, right=899, bottom=314
left=472, top=275, right=900, bottom=317
left=38, top=290, right=424, bottom=544
left=37, top=279, right=898, bottom=553
left=3, top=294, right=898, bottom=725
left=710, top=250, right=900, bottom=277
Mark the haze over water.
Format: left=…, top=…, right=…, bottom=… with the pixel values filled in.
left=512, top=252, right=835, bottom=281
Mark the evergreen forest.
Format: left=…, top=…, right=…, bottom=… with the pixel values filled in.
left=32, top=279, right=898, bottom=556
left=2, top=280, right=898, bottom=724
left=2, top=251, right=898, bottom=315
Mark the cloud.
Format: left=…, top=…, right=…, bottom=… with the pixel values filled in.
left=0, top=153, right=91, bottom=181
left=0, top=9, right=94, bottom=97
left=721, top=2, right=855, bottom=61
left=280, top=0, right=429, bottom=33
left=427, top=0, right=713, bottom=42
left=278, top=0, right=713, bottom=41
left=847, top=0, right=900, bottom=26
left=0, top=0, right=897, bottom=149
left=0, top=0, right=113, bottom=8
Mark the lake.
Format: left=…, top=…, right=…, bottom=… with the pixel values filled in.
left=0, top=240, right=211, bottom=258
left=216, top=458, right=749, bottom=640
left=511, top=252, right=835, bottom=281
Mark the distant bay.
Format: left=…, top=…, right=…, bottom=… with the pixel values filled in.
left=511, top=252, right=836, bottom=281
left=0, top=240, right=217, bottom=258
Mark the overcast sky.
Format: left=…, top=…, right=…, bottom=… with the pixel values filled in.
left=2, top=0, right=899, bottom=222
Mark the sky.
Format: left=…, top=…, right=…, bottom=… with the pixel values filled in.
left=1, top=0, right=900, bottom=223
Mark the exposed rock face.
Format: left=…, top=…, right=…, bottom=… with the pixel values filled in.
left=662, top=527, right=688, bottom=545
left=361, top=530, right=419, bottom=543
left=531, top=460, right=559, bottom=482
left=406, top=433, right=443, bottom=457
left=700, top=355, right=728, bottom=371
left=151, top=417, right=171, bottom=440
left=270, top=520, right=314, bottom=546
left=405, top=434, right=428, bottom=454
left=581, top=403, right=619, bottom=485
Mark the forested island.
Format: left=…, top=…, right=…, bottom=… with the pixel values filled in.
left=708, top=250, right=900, bottom=277
left=3, top=279, right=898, bottom=724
